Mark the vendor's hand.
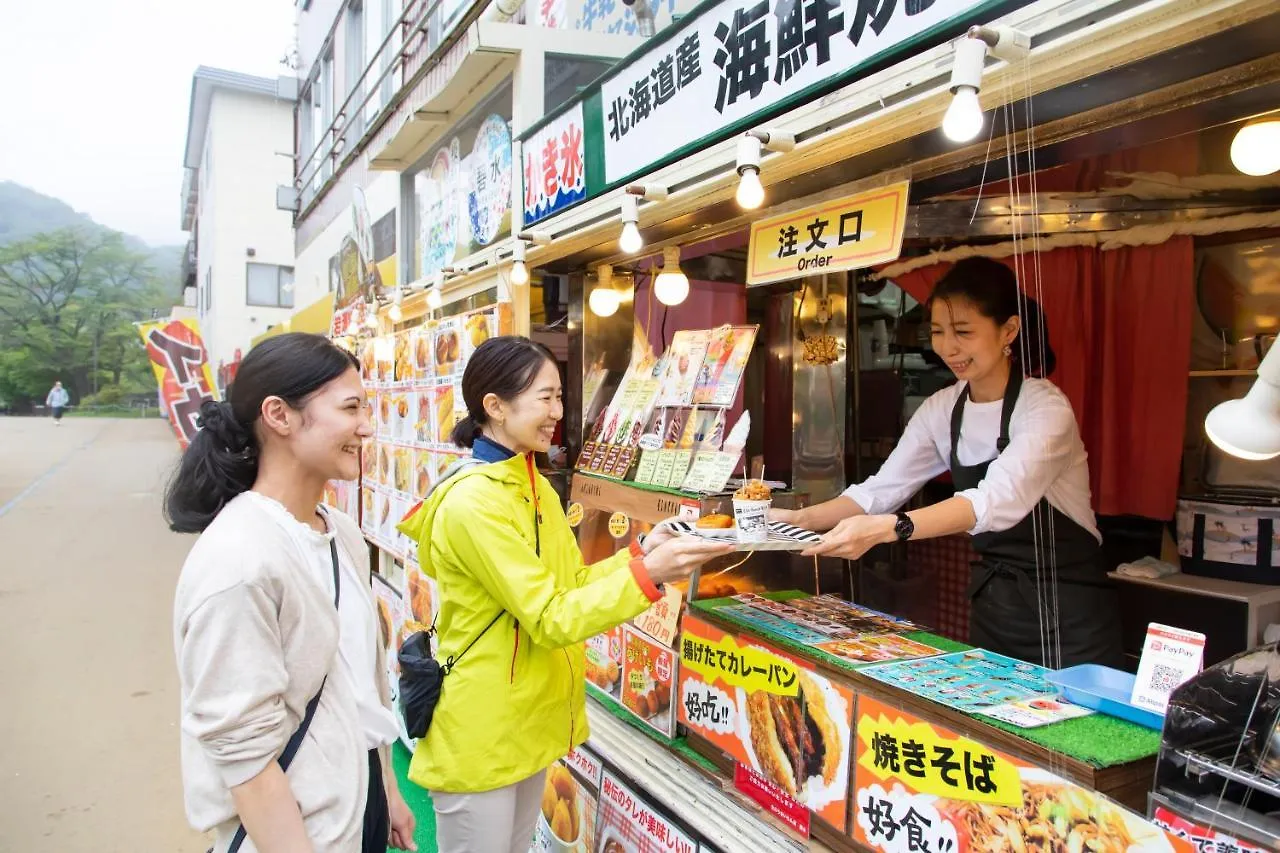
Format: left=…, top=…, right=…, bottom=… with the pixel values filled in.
left=643, top=537, right=735, bottom=586
left=387, top=786, right=417, bottom=851
left=801, top=514, right=896, bottom=560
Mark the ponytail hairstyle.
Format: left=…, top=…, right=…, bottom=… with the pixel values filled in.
left=928, top=257, right=1057, bottom=378
left=165, top=333, right=360, bottom=533
left=451, top=335, right=557, bottom=448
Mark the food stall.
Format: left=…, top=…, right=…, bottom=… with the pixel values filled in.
left=502, top=0, right=1280, bottom=847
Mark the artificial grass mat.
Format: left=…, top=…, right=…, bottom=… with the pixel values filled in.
left=692, top=593, right=1163, bottom=769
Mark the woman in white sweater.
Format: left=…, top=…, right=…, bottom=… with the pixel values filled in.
left=167, top=333, right=416, bottom=853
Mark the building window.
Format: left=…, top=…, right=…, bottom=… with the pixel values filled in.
left=346, top=1, right=365, bottom=107
left=319, top=48, right=334, bottom=182
left=247, top=263, right=295, bottom=308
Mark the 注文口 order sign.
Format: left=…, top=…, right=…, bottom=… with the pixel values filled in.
left=746, top=180, right=909, bottom=285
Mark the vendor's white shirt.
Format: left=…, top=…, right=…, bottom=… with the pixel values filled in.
left=842, top=378, right=1100, bottom=543
left=247, top=492, right=402, bottom=750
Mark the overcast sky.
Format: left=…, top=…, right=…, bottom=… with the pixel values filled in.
left=0, top=0, right=296, bottom=247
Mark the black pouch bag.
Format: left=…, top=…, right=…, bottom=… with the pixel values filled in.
left=398, top=611, right=502, bottom=739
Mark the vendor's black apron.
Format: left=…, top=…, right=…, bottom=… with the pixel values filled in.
left=951, top=370, right=1123, bottom=669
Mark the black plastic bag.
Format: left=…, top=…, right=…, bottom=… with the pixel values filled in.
left=398, top=630, right=444, bottom=739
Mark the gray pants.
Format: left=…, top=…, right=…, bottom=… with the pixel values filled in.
left=432, top=769, right=546, bottom=853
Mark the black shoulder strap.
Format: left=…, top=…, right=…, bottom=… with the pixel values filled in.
left=996, top=369, right=1024, bottom=453
left=949, top=384, right=968, bottom=468
left=227, top=538, right=341, bottom=853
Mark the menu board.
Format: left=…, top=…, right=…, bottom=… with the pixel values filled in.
left=1152, top=804, right=1268, bottom=853
left=323, top=479, right=361, bottom=520
left=655, top=330, right=709, bottom=407
left=372, top=573, right=419, bottom=750
left=677, top=614, right=854, bottom=831
left=713, top=594, right=938, bottom=666
left=858, top=650, right=1058, bottom=714
left=692, top=325, right=756, bottom=406
left=359, top=304, right=502, bottom=559
left=596, top=770, right=700, bottom=853
left=585, top=626, right=624, bottom=704
left=534, top=746, right=603, bottom=853
left=578, top=324, right=758, bottom=486
left=620, top=625, right=677, bottom=738
left=853, top=695, right=1192, bottom=853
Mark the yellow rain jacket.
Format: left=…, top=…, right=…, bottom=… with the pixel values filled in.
left=397, top=451, right=660, bottom=793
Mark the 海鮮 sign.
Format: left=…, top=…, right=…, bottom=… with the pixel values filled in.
left=600, top=0, right=990, bottom=184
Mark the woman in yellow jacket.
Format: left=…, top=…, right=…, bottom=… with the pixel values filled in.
left=399, top=336, right=730, bottom=853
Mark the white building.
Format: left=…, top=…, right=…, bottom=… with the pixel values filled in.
left=284, top=0, right=686, bottom=337
left=180, top=67, right=307, bottom=386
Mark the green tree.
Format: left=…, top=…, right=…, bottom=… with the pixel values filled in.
left=0, top=228, right=171, bottom=405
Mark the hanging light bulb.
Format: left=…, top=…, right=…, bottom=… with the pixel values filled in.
left=588, top=264, right=619, bottom=317
left=387, top=286, right=403, bottom=322
left=363, top=300, right=379, bottom=329
left=736, top=167, right=765, bottom=209
left=619, top=194, right=643, bottom=254
left=653, top=246, right=689, bottom=306
left=510, top=260, right=529, bottom=286
left=426, top=286, right=443, bottom=311
left=943, top=86, right=984, bottom=143
left=1230, top=119, right=1280, bottom=177
left=942, top=32, right=988, bottom=144
left=733, top=131, right=793, bottom=210
left=510, top=240, right=530, bottom=285
left=588, top=287, right=620, bottom=317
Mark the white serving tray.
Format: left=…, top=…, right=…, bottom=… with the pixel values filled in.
left=663, top=519, right=823, bottom=552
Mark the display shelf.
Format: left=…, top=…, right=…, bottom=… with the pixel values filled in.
left=691, top=595, right=1161, bottom=811
left=585, top=703, right=824, bottom=852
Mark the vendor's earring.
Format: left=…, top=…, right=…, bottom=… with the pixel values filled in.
left=1003, top=345, right=1012, bottom=357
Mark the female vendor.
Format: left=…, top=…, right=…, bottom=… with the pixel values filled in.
left=774, top=258, right=1122, bottom=669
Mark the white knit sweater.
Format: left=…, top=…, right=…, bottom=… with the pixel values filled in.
left=173, top=494, right=373, bottom=853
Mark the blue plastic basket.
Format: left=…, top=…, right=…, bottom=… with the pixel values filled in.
left=1046, top=664, right=1166, bottom=730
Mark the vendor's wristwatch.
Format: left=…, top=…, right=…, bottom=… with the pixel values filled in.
left=893, top=512, right=915, bottom=542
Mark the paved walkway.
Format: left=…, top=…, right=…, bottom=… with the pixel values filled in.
left=0, top=417, right=208, bottom=852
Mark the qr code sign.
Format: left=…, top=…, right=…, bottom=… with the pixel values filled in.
left=1151, top=664, right=1184, bottom=692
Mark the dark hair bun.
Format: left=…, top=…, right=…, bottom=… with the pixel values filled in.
left=198, top=400, right=251, bottom=454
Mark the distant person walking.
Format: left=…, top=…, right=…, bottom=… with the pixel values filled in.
left=46, top=381, right=69, bottom=425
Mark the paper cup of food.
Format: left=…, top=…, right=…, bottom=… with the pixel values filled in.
left=732, top=480, right=772, bottom=543
left=538, top=765, right=584, bottom=852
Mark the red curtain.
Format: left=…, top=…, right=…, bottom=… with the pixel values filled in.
left=892, top=238, right=1194, bottom=520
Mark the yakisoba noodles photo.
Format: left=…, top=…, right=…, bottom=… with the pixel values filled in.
left=939, top=777, right=1171, bottom=853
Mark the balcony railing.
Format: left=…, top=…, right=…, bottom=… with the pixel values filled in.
left=295, top=0, right=497, bottom=213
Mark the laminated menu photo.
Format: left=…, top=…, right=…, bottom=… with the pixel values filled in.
left=620, top=625, right=677, bottom=738
left=692, top=325, right=757, bottom=407
left=534, top=747, right=603, bottom=853
left=655, top=330, right=709, bottom=407
left=678, top=613, right=854, bottom=831
left=584, top=627, right=624, bottom=704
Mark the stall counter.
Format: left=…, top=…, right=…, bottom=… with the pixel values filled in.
left=678, top=593, right=1179, bottom=853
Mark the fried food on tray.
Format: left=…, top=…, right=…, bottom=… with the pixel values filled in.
left=696, top=513, right=734, bottom=529
left=745, top=671, right=840, bottom=799
left=734, top=479, right=772, bottom=501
